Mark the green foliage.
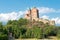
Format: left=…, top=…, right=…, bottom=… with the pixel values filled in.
left=0, top=18, right=60, bottom=39
left=0, top=32, right=8, bottom=40
left=32, top=26, right=43, bottom=39
left=6, top=25, right=20, bottom=38
left=57, top=27, right=60, bottom=38
left=57, top=30, right=60, bottom=38
left=18, top=18, right=29, bottom=26
left=25, top=28, right=33, bottom=38
left=19, top=26, right=27, bottom=38
left=0, top=22, right=8, bottom=40
left=0, top=22, right=3, bottom=32
left=25, top=27, right=43, bottom=39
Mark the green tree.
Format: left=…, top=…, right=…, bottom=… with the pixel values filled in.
left=0, top=22, right=3, bottom=32
left=18, top=18, right=29, bottom=26
left=0, top=33, right=8, bottom=40
left=0, top=22, right=8, bottom=40
left=57, top=30, right=60, bottom=38
left=57, top=27, right=60, bottom=38
left=25, top=28, right=33, bottom=38
left=32, top=26, right=43, bottom=39
left=43, top=26, right=56, bottom=38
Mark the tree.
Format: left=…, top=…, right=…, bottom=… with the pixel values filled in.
left=6, top=25, right=20, bottom=39
left=0, top=32, right=8, bottom=40
left=43, top=26, right=56, bottom=38
left=25, top=28, right=33, bottom=38
left=57, top=27, right=60, bottom=38
left=0, top=18, right=59, bottom=39
left=32, top=26, right=43, bottom=39
left=18, top=18, right=29, bottom=26
left=57, top=30, right=60, bottom=38
left=7, top=20, right=18, bottom=25
left=19, top=26, right=27, bottom=38
left=0, top=22, right=3, bottom=32
left=0, top=22, right=8, bottom=40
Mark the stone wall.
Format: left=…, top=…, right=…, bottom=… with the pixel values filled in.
left=24, top=7, right=55, bottom=25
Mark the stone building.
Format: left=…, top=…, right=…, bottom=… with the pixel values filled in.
left=24, top=7, right=55, bottom=25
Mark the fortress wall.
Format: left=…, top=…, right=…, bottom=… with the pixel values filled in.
left=24, top=7, right=55, bottom=25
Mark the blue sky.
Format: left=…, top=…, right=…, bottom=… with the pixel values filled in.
left=0, top=0, right=60, bottom=13
left=0, top=0, right=60, bottom=25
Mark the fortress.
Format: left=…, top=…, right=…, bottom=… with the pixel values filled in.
left=24, top=7, right=55, bottom=25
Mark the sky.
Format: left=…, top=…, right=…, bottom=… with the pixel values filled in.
left=0, top=0, right=60, bottom=25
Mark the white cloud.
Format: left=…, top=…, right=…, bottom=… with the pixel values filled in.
left=40, top=15, right=49, bottom=19
left=0, top=7, right=60, bottom=25
left=40, top=15, right=60, bottom=25
left=51, top=17, right=60, bottom=24
left=0, top=11, right=25, bottom=22
left=37, top=7, right=60, bottom=14
left=37, top=7, right=60, bottom=25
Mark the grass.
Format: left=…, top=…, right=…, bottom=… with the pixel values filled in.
left=15, top=38, right=60, bottom=40
left=15, top=36, right=60, bottom=40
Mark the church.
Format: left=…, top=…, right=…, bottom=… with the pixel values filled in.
left=24, top=7, right=55, bottom=25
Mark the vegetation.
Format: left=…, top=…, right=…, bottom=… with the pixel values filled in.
left=0, top=18, right=60, bottom=40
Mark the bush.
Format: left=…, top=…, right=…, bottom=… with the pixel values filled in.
left=57, top=29, right=60, bottom=38
left=0, top=33, right=8, bottom=40
left=32, top=26, right=43, bottom=39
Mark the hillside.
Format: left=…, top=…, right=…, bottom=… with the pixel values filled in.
left=0, top=18, right=60, bottom=40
